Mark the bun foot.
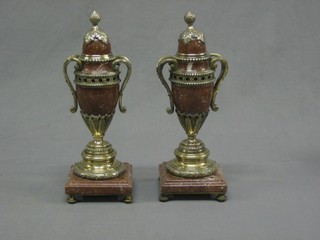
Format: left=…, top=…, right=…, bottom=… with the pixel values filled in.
left=216, top=194, right=227, bottom=202
left=123, top=195, right=133, bottom=204
left=67, top=195, right=77, bottom=204
left=159, top=194, right=170, bottom=202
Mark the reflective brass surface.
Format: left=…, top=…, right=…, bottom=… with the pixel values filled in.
left=72, top=112, right=125, bottom=179
left=156, top=11, right=228, bottom=178
left=84, top=11, right=108, bottom=44
left=167, top=138, right=217, bottom=178
left=180, top=11, right=205, bottom=44
left=63, top=55, right=83, bottom=113
left=63, top=11, right=131, bottom=180
left=74, top=138, right=125, bottom=179
left=210, top=53, right=229, bottom=112
left=156, top=56, right=178, bottom=114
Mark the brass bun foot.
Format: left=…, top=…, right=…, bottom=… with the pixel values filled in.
left=65, top=163, right=133, bottom=204
left=67, top=195, right=77, bottom=204
left=159, top=195, right=169, bottom=202
left=123, top=195, right=133, bottom=204
left=159, top=194, right=173, bottom=202
left=216, top=194, right=227, bottom=202
left=159, top=162, right=227, bottom=202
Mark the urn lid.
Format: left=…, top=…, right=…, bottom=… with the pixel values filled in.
left=177, top=11, right=206, bottom=55
left=82, top=11, right=112, bottom=55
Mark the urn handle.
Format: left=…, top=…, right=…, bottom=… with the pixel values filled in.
left=112, top=56, right=132, bottom=113
left=63, top=55, right=83, bottom=113
left=156, top=56, right=178, bottom=114
left=210, top=53, right=229, bottom=112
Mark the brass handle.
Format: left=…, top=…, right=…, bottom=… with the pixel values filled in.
left=112, top=56, right=132, bottom=113
left=63, top=55, right=83, bottom=113
left=156, top=56, right=178, bottom=114
left=210, top=53, right=228, bottom=112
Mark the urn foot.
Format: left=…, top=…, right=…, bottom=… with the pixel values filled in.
left=166, top=158, right=217, bottom=178
left=74, top=159, right=125, bottom=180
left=73, top=139, right=125, bottom=180
left=166, top=138, right=217, bottom=178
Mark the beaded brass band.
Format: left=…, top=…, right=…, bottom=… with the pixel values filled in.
left=78, top=54, right=116, bottom=62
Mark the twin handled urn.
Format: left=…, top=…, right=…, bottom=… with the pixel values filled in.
left=62, top=10, right=229, bottom=203
left=156, top=11, right=228, bottom=202
left=63, top=11, right=133, bottom=204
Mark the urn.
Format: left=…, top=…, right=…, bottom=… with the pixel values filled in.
left=63, top=11, right=131, bottom=180
left=156, top=11, right=228, bottom=179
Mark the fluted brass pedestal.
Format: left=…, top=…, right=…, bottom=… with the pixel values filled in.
left=65, top=163, right=133, bottom=204
left=159, top=162, right=227, bottom=202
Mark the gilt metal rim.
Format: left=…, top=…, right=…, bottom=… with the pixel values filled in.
left=166, top=159, right=217, bottom=178
left=175, top=53, right=210, bottom=62
left=79, top=54, right=116, bottom=62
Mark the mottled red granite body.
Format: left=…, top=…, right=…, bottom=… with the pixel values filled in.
left=76, top=85, right=119, bottom=115
left=178, top=60, right=209, bottom=72
left=83, top=41, right=111, bottom=55
left=172, top=83, right=213, bottom=113
left=178, top=39, right=206, bottom=54
left=76, top=40, right=118, bottom=116
left=82, top=62, right=113, bottom=73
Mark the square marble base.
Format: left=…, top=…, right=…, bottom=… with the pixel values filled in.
left=65, top=163, right=133, bottom=204
left=159, top=162, right=227, bottom=202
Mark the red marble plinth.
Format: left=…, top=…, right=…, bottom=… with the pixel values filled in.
left=65, top=163, right=133, bottom=203
left=159, top=162, right=227, bottom=202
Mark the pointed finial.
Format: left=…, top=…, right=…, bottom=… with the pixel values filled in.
left=84, top=10, right=108, bottom=44
left=90, top=10, right=101, bottom=26
left=184, top=11, right=196, bottom=27
left=180, top=10, right=204, bottom=44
